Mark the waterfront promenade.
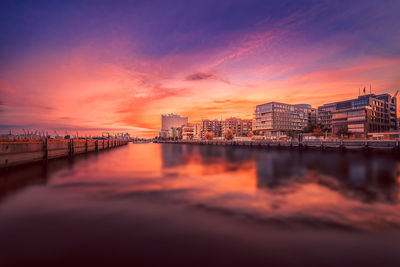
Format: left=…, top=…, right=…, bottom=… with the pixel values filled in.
left=155, top=139, right=400, bottom=152
left=0, top=139, right=129, bottom=169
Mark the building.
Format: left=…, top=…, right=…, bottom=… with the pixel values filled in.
left=253, top=102, right=315, bottom=137
left=317, top=103, right=337, bottom=132
left=201, top=119, right=222, bottom=138
left=330, top=93, right=397, bottom=136
left=160, top=114, right=188, bottom=138
left=221, top=117, right=252, bottom=137
left=194, top=123, right=202, bottom=139
left=182, top=123, right=195, bottom=140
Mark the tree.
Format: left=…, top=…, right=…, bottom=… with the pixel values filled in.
left=224, top=129, right=234, bottom=140
left=312, top=127, right=324, bottom=137
left=205, top=131, right=213, bottom=140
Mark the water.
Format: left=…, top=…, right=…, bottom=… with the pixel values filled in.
left=1, top=143, right=400, bottom=266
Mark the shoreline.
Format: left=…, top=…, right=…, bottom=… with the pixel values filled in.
left=154, top=139, right=400, bottom=153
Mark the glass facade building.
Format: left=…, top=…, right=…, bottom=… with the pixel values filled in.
left=253, top=102, right=316, bottom=137
left=318, top=93, right=398, bottom=137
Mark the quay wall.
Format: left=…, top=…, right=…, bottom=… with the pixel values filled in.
left=155, top=139, right=400, bottom=153
left=0, top=139, right=129, bottom=169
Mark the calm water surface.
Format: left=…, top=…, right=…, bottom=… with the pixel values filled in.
left=1, top=143, right=400, bottom=266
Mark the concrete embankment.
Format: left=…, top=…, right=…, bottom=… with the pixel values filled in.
left=155, top=139, right=400, bottom=153
left=0, top=139, right=128, bottom=169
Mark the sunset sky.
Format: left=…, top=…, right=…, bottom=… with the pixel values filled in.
left=1, top=0, right=400, bottom=137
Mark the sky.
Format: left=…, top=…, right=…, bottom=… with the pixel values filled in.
left=1, top=0, right=400, bottom=137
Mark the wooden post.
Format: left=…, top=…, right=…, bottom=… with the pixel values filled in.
left=43, top=138, right=48, bottom=162
left=85, top=139, right=88, bottom=153
left=95, top=140, right=98, bottom=151
left=69, top=139, right=74, bottom=156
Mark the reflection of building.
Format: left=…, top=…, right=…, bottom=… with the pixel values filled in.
left=318, top=93, right=398, bottom=136
left=253, top=102, right=315, bottom=137
left=222, top=117, right=252, bottom=137
left=254, top=150, right=398, bottom=204
left=160, top=114, right=188, bottom=138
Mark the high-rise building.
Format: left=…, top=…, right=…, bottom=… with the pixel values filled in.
left=221, top=117, right=252, bottom=137
left=160, top=114, right=188, bottom=138
left=330, top=93, right=397, bottom=136
left=253, top=102, right=315, bottom=137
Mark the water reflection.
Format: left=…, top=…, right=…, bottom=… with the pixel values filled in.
left=160, top=144, right=399, bottom=205
left=1, top=143, right=400, bottom=266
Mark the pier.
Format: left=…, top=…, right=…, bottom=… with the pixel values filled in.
left=155, top=139, right=400, bottom=153
left=0, top=139, right=129, bottom=169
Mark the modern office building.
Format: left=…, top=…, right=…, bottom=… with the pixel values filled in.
left=160, top=113, right=188, bottom=138
left=317, top=103, right=337, bottom=131
left=253, top=102, right=315, bottom=137
left=201, top=119, right=222, bottom=138
left=330, top=93, right=397, bottom=136
left=221, top=117, right=252, bottom=137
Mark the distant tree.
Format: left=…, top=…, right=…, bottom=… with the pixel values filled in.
left=205, top=131, right=214, bottom=140
left=248, top=131, right=254, bottom=138
left=224, top=129, right=234, bottom=140
left=64, top=135, right=70, bottom=139
left=312, top=127, right=324, bottom=137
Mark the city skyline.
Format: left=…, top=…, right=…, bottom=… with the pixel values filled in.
left=1, top=0, right=400, bottom=137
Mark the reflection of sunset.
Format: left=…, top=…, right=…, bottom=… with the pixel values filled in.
left=29, top=143, right=398, bottom=231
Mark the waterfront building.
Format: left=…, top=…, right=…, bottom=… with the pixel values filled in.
left=160, top=113, right=188, bottom=138
left=253, top=102, right=315, bottom=137
left=201, top=119, right=222, bottom=138
left=221, top=117, right=252, bottom=137
left=194, top=123, right=202, bottom=139
left=317, top=103, right=337, bottom=132
left=182, top=123, right=195, bottom=140
left=330, top=93, right=397, bottom=136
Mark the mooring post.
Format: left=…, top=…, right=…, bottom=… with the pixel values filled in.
left=43, top=138, right=48, bottom=162
left=95, top=140, right=98, bottom=151
left=85, top=139, right=88, bottom=153
left=69, top=139, right=74, bottom=156
left=364, top=139, right=369, bottom=152
left=340, top=139, right=345, bottom=152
